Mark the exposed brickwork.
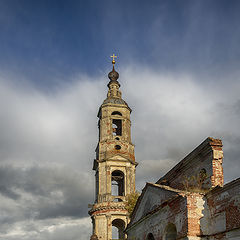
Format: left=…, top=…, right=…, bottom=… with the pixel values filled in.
left=156, top=137, right=224, bottom=191
left=126, top=138, right=240, bottom=240
left=203, top=178, right=240, bottom=236
left=126, top=195, right=188, bottom=240
left=211, top=151, right=224, bottom=187
left=186, top=193, right=204, bottom=237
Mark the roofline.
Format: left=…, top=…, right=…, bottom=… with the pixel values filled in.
left=206, top=177, right=240, bottom=197
left=126, top=194, right=184, bottom=232
left=101, top=102, right=132, bottom=112
left=146, top=182, right=187, bottom=194
left=128, top=182, right=186, bottom=227
left=156, top=137, right=222, bottom=184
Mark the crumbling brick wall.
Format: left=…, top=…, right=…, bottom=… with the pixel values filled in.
left=127, top=195, right=188, bottom=240
left=157, top=138, right=223, bottom=191
left=126, top=138, right=240, bottom=240
left=200, top=178, right=240, bottom=239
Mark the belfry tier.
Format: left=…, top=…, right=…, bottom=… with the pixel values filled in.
left=93, top=65, right=136, bottom=171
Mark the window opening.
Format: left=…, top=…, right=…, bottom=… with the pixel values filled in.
left=112, top=226, right=119, bottom=239
left=164, top=223, right=177, bottom=240
left=147, top=233, right=155, bottom=240
left=112, top=111, right=122, bottom=116
left=112, top=119, right=122, bottom=136
left=113, top=198, right=123, bottom=202
left=111, top=170, right=124, bottom=196
left=115, top=145, right=121, bottom=150
left=112, top=219, right=125, bottom=240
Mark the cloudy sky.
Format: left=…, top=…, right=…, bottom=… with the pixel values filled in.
left=0, top=0, right=240, bottom=239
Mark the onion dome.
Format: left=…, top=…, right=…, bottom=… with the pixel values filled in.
left=108, top=65, right=119, bottom=81
left=102, top=55, right=131, bottom=110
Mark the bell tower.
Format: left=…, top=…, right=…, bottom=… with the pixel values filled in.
left=89, top=56, right=137, bottom=240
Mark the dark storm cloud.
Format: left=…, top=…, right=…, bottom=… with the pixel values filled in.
left=0, top=165, right=92, bottom=221
left=0, top=76, right=100, bottom=239
left=0, top=166, right=21, bottom=200
left=0, top=164, right=93, bottom=239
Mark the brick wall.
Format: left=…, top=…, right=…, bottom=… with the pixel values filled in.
left=157, top=138, right=223, bottom=191
left=201, top=178, right=240, bottom=239
left=126, top=195, right=188, bottom=240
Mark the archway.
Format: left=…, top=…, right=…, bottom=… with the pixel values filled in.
left=112, top=119, right=122, bottom=136
left=112, top=111, right=122, bottom=116
left=146, top=233, right=155, bottom=240
left=112, top=219, right=125, bottom=240
left=164, top=223, right=177, bottom=240
left=111, top=170, right=124, bottom=196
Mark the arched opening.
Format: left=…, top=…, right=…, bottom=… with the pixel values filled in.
left=113, top=198, right=123, bottom=202
left=112, top=119, right=122, bottom=136
left=164, top=223, right=177, bottom=240
left=112, top=111, right=122, bottom=116
left=112, top=219, right=125, bottom=240
left=146, top=233, right=155, bottom=240
left=111, top=170, right=124, bottom=196
left=115, top=145, right=121, bottom=150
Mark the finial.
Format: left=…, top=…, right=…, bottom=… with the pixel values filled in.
left=108, top=54, right=119, bottom=82
left=110, top=54, right=117, bottom=66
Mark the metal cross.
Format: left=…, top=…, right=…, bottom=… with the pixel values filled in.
left=110, top=54, right=117, bottom=62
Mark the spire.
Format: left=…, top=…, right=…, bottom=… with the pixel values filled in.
left=107, top=54, right=121, bottom=98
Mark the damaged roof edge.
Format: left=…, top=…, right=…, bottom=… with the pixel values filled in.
left=156, top=137, right=222, bottom=185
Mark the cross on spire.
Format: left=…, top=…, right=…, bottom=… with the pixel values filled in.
left=110, top=54, right=117, bottom=65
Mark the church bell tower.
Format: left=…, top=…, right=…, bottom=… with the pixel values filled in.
left=89, top=56, right=137, bottom=240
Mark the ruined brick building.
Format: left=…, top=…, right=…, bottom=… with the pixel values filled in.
left=89, top=56, right=137, bottom=240
left=89, top=58, right=240, bottom=240
left=126, top=139, right=240, bottom=239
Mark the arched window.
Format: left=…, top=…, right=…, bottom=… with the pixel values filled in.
left=164, top=223, right=177, bottom=240
left=147, top=233, right=155, bottom=240
left=112, top=111, right=122, bottom=116
left=111, top=170, right=124, bottom=196
left=112, top=119, right=122, bottom=136
left=112, top=219, right=125, bottom=240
